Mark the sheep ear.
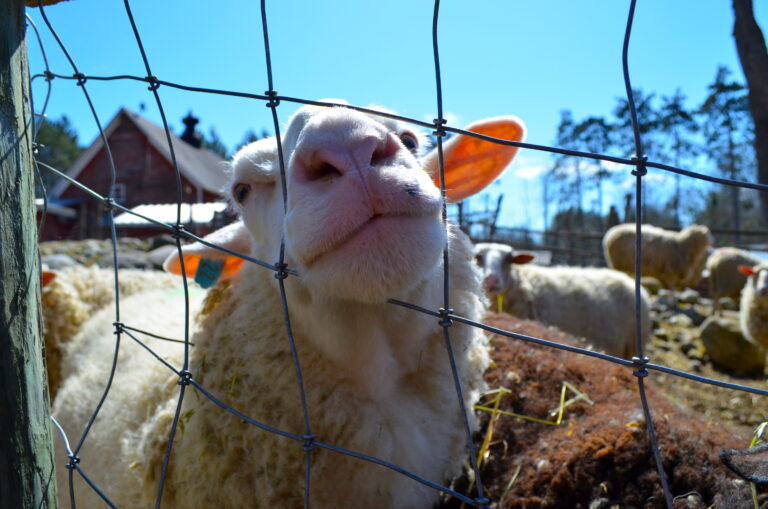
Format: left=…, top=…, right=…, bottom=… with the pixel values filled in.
left=512, top=253, right=535, bottom=265
left=163, top=221, right=251, bottom=288
left=739, top=265, right=756, bottom=276
left=423, top=116, right=526, bottom=203
left=42, top=271, right=56, bottom=287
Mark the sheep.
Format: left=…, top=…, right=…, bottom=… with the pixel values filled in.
left=739, top=262, right=768, bottom=349
left=705, top=247, right=764, bottom=315
left=51, top=103, right=526, bottom=509
left=41, top=264, right=191, bottom=399
left=474, top=242, right=650, bottom=358
left=602, top=223, right=713, bottom=290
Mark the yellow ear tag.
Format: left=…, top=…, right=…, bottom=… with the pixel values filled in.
left=496, top=294, right=504, bottom=313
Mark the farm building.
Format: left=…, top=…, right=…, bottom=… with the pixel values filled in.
left=39, top=108, right=229, bottom=240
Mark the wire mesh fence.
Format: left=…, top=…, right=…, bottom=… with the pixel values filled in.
left=22, top=0, right=768, bottom=508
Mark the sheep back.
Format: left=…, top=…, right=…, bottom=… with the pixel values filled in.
left=505, top=264, right=650, bottom=358
left=707, top=247, right=763, bottom=303
left=739, top=263, right=768, bottom=349
left=603, top=223, right=711, bottom=289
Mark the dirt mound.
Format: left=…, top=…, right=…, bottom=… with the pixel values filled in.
left=443, top=312, right=763, bottom=509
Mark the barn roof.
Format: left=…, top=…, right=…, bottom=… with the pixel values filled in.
left=50, top=108, right=229, bottom=198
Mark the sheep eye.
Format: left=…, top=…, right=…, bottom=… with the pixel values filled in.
left=400, top=132, right=419, bottom=152
left=233, top=183, right=251, bottom=203
left=474, top=254, right=484, bottom=266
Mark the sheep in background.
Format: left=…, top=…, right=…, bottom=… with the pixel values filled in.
left=706, top=247, right=764, bottom=315
left=602, top=223, right=713, bottom=290
left=739, top=262, right=768, bottom=349
left=41, top=265, right=190, bottom=399
left=474, top=242, right=650, bottom=358
left=52, top=103, right=526, bottom=509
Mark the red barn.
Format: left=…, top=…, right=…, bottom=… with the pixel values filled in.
left=40, top=108, right=228, bottom=240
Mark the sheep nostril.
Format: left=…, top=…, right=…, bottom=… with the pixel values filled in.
left=306, top=161, right=343, bottom=182
left=370, top=135, right=399, bottom=167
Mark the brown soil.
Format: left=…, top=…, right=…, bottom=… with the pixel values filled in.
left=441, top=312, right=767, bottom=509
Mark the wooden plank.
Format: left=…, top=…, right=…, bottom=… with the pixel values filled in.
left=0, top=1, right=58, bottom=507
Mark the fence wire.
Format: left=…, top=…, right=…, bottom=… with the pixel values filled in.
left=23, top=1, right=768, bottom=508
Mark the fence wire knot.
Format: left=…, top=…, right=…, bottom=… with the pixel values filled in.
left=66, top=454, right=80, bottom=470
left=73, top=72, right=87, bottom=86
left=274, top=262, right=288, bottom=280
left=438, top=308, right=454, bottom=328
left=632, top=356, right=650, bottom=378
left=145, top=75, right=160, bottom=91
left=631, top=155, right=648, bottom=177
left=103, top=197, right=114, bottom=210
left=177, top=370, right=193, bottom=386
left=113, top=321, right=124, bottom=335
left=171, top=223, right=186, bottom=240
left=432, top=117, right=447, bottom=138
left=43, top=70, right=55, bottom=82
left=265, top=90, right=280, bottom=108
left=302, top=433, right=316, bottom=452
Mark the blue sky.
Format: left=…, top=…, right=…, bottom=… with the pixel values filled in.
left=25, top=1, right=768, bottom=229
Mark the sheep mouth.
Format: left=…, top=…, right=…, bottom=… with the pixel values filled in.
left=302, top=212, right=438, bottom=267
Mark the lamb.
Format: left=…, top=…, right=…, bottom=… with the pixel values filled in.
left=474, top=242, right=650, bottom=358
left=41, top=264, right=190, bottom=399
left=739, top=262, right=768, bottom=349
left=51, top=103, right=526, bottom=508
left=705, top=247, right=764, bottom=315
left=602, top=223, right=713, bottom=290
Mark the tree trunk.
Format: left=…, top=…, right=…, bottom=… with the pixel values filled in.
left=0, top=1, right=58, bottom=507
left=733, top=0, right=768, bottom=226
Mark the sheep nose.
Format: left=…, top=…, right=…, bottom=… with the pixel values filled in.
left=484, top=274, right=500, bottom=294
left=300, top=134, right=398, bottom=183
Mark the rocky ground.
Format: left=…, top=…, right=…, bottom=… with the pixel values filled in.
left=442, top=312, right=766, bottom=509
left=438, top=280, right=768, bottom=509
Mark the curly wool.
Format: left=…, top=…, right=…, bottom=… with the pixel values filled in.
left=42, top=265, right=184, bottom=398
left=52, top=228, right=488, bottom=509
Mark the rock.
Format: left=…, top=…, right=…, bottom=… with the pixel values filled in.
left=668, top=313, right=694, bottom=328
left=717, top=297, right=740, bottom=312
left=676, top=304, right=707, bottom=327
left=101, top=252, right=152, bottom=269
left=41, top=254, right=78, bottom=270
left=699, top=315, right=766, bottom=377
left=147, top=245, right=177, bottom=269
left=149, top=234, right=177, bottom=250
left=678, top=288, right=700, bottom=304
left=640, top=277, right=662, bottom=295
left=657, top=289, right=678, bottom=310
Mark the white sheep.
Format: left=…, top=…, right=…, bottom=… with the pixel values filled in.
left=602, top=223, right=713, bottom=290
left=41, top=265, right=190, bottom=399
left=474, top=242, right=650, bottom=358
left=705, top=247, right=764, bottom=315
left=739, top=262, right=768, bottom=349
left=51, top=103, right=526, bottom=508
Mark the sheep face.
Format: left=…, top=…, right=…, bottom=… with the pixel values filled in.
left=167, top=103, right=526, bottom=305
left=279, top=106, right=444, bottom=302
left=742, top=264, right=768, bottom=300
left=473, top=242, right=534, bottom=299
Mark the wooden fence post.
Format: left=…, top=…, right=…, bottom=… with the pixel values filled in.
left=0, top=1, right=58, bottom=507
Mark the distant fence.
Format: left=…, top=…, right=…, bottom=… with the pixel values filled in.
left=22, top=1, right=768, bottom=508
left=470, top=225, right=768, bottom=267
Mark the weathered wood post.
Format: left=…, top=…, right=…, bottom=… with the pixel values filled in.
left=0, top=0, right=58, bottom=507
